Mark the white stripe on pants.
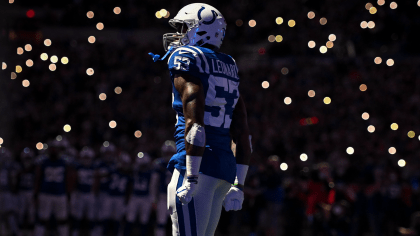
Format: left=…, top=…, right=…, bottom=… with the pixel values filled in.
left=167, top=168, right=231, bottom=236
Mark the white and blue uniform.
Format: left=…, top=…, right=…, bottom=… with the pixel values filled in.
left=71, top=162, right=95, bottom=221
left=102, top=170, right=132, bottom=220
left=153, top=157, right=172, bottom=236
left=38, top=157, right=68, bottom=221
left=18, top=167, right=36, bottom=225
left=126, top=171, right=152, bottom=223
left=167, top=45, right=239, bottom=236
left=93, top=160, right=112, bottom=222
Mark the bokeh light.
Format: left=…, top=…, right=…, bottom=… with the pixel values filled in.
left=389, top=147, right=397, bottom=154
left=36, top=142, right=44, bottom=150
left=378, top=0, right=385, bottom=6
left=367, top=125, right=375, bottom=133
left=109, top=120, right=117, bottom=128
left=328, top=34, right=336, bottom=41
left=88, top=36, right=96, bottom=43
left=26, top=59, right=34, bottom=67
left=22, top=79, right=30, bottom=87
left=323, top=97, right=331, bottom=104
left=49, top=64, right=56, bottom=71
left=11, top=72, right=17, bottom=80
left=138, top=152, right=144, bottom=158
left=44, top=39, right=52, bottom=46
left=307, top=11, right=315, bottom=19
left=320, top=17, right=327, bottom=25
left=365, top=2, right=373, bottom=10
left=0, top=138, right=3, bottom=145
left=275, top=17, right=283, bottom=25
left=63, top=124, right=71, bottom=132
left=391, top=123, right=398, bottom=130
left=281, top=67, right=289, bottom=75
left=326, top=41, right=334, bottom=48
left=99, top=93, right=107, bottom=101
left=284, top=97, right=292, bottom=105
left=114, top=7, right=121, bottom=14
left=16, top=65, right=22, bottom=73
left=40, top=53, right=48, bottom=61
left=115, top=86, right=122, bottom=94
left=275, top=35, right=283, bottom=42
left=2, top=62, right=6, bottom=70
left=262, top=81, right=270, bottom=89
left=360, top=21, right=368, bottom=29
left=56, top=135, right=62, bottom=141
left=374, top=57, right=382, bottom=64
left=249, top=20, right=256, bottom=27
left=280, top=163, right=288, bottom=171
left=362, top=112, right=370, bottom=120
left=390, top=2, right=397, bottom=9
left=288, top=20, right=296, bottom=27
left=369, top=7, right=377, bottom=14
left=155, top=11, right=162, bottom=19
left=25, top=44, right=32, bottom=51
left=87, top=11, right=94, bottom=18
left=308, top=90, right=316, bottom=97
left=359, top=84, right=367, bottom=91
left=50, top=55, right=58, bottom=63
left=86, top=68, right=94, bottom=76
left=135, top=130, right=142, bottom=138
left=17, top=47, right=24, bottom=55
left=61, top=57, right=69, bottom=64
left=160, top=9, right=167, bottom=18
left=308, top=40, right=316, bottom=48
left=236, top=19, right=243, bottom=27
left=408, top=131, right=415, bottom=138
left=346, top=147, right=354, bottom=155
left=268, top=35, right=275, bottom=42
left=96, top=22, right=104, bottom=30
left=386, top=59, right=394, bottom=66
left=103, top=141, right=109, bottom=147
left=300, top=153, right=308, bottom=161
left=398, top=159, right=406, bottom=167
left=367, top=21, right=375, bottom=29
left=320, top=46, right=327, bottom=53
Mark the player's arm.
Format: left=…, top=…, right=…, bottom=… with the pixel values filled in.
left=230, top=96, right=252, bottom=189
left=173, top=73, right=206, bottom=204
left=223, top=96, right=252, bottom=211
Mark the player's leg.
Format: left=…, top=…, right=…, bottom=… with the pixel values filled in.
left=112, top=197, right=125, bottom=236
left=34, top=194, right=52, bottom=236
left=4, top=192, right=20, bottom=235
left=54, top=195, right=69, bottom=236
left=71, top=192, right=82, bottom=236
left=101, top=195, right=113, bottom=236
left=27, top=191, right=36, bottom=235
left=124, top=196, right=138, bottom=236
left=203, top=180, right=231, bottom=236
left=86, top=193, right=96, bottom=236
left=139, top=196, right=152, bottom=236
left=168, top=169, right=220, bottom=236
left=155, top=193, right=168, bottom=236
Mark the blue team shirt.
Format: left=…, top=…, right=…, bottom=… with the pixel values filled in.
left=19, top=170, right=34, bottom=191
left=167, top=45, right=240, bottom=184
left=75, top=163, right=95, bottom=193
left=94, top=160, right=113, bottom=192
left=153, top=157, right=171, bottom=193
left=133, top=171, right=151, bottom=196
left=108, top=170, right=132, bottom=197
left=40, top=158, right=67, bottom=195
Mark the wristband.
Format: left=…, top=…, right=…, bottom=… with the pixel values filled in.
left=186, top=155, right=202, bottom=176
left=234, top=164, right=249, bottom=185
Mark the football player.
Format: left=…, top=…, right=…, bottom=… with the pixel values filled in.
left=150, top=141, right=176, bottom=236
left=71, top=147, right=96, bottom=236
left=0, top=147, right=20, bottom=236
left=102, top=152, right=132, bottom=236
left=124, top=152, right=152, bottom=236
left=34, top=140, right=71, bottom=236
left=150, top=3, right=252, bottom=236
left=18, top=148, right=36, bottom=236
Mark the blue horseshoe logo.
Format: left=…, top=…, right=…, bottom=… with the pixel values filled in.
left=197, top=6, right=218, bottom=25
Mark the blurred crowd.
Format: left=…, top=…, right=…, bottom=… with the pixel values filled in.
left=1, top=0, right=420, bottom=235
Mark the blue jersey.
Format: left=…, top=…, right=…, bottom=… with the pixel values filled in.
left=75, top=163, right=95, bottom=193
left=40, top=158, right=67, bottom=195
left=167, top=45, right=239, bottom=184
left=19, top=169, right=34, bottom=191
left=153, top=157, right=171, bottom=193
left=94, top=160, right=113, bottom=192
left=108, top=170, right=132, bottom=197
left=133, top=171, right=151, bottom=196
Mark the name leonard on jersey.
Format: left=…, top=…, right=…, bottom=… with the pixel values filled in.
left=211, top=59, right=239, bottom=79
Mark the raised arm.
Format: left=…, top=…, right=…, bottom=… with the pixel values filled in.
left=173, top=73, right=206, bottom=205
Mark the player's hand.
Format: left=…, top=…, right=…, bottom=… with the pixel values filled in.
left=223, top=185, right=244, bottom=211
left=176, top=175, right=198, bottom=205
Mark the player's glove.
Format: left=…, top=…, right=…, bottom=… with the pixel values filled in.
left=223, top=185, right=244, bottom=211
left=176, top=175, right=198, bottom=205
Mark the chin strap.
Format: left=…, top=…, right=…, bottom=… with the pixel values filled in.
left=148, top=46, right=175, bottom=62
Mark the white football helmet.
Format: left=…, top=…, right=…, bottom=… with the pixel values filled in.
left=163, top=3, right=226, bottom=51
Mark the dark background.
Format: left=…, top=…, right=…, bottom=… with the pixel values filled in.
left=1, top=0, right=420, bottom=235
